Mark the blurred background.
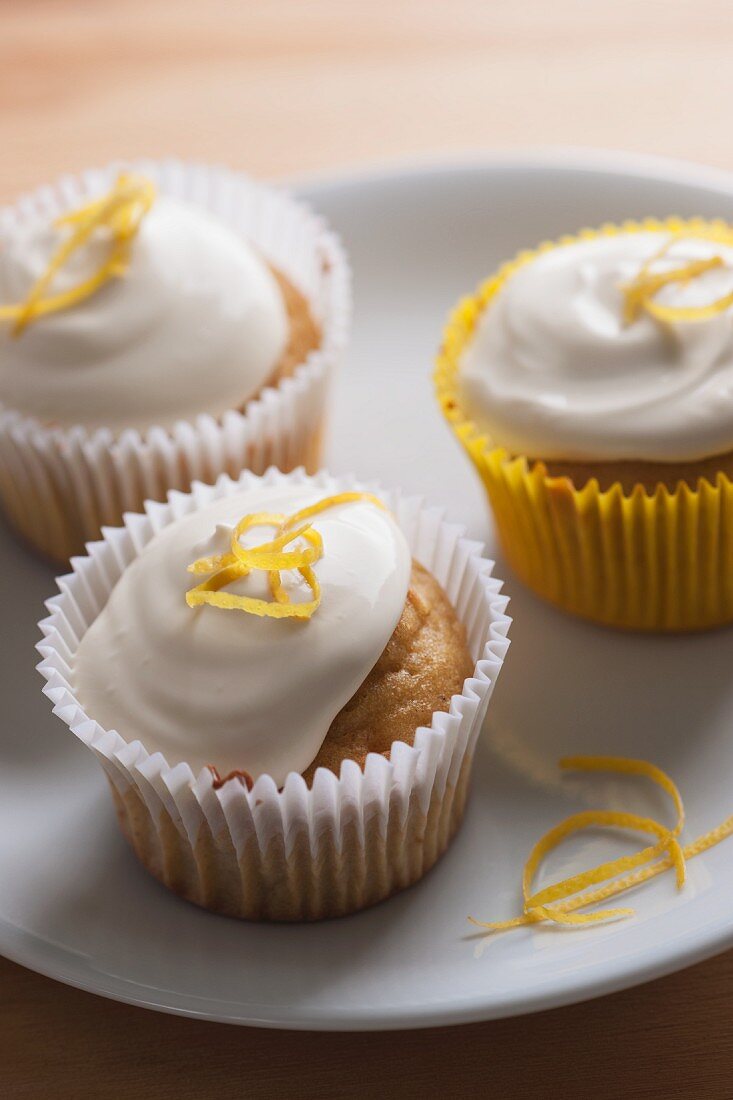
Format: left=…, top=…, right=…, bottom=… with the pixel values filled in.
left=3, top=0, right=733, bottom=198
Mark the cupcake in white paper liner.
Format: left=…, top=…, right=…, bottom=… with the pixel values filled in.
left=0, top=160, right=350, bottom=564
left=37, top=467, right=511, bottom=922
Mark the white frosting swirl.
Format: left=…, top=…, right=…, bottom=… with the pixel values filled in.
left=459, top=232, right=733, bottom=462
left=72, top=485, right=411, bottom=785
left=0, top=195, right=288, bottom=432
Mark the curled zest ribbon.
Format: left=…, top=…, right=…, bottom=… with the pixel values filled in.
left=468, top=755, right=733, bottom=935
left=185, top=492, right=386, bottom=620
left=0, top=172, right=156, bottom=337
left=621, top=233, right=733, bottom=326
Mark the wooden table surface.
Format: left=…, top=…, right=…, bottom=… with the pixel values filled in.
left=3, top=2, right=733, bottom=1096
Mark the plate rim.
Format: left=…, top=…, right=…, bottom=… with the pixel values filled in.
left=5, top=147, right=733, bottom=1030
left=2, top=898, right=733, bottom=1031
left=289, top=144, right=733, bottom=198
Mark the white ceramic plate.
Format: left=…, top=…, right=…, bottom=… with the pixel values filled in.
left=4, top=151, right=733, bottom=1030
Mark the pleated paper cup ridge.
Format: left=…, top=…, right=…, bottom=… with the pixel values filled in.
left=0, top=160, right=351, bottom=563
left=435, top=216, right=733, bottom=631
left=37, top=466, right=511, bottom=921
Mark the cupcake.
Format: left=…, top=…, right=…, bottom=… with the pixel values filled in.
left=0, top=161, right=349, bottom=563
left=37, top=468, right=510, bottom=921
left=436, top=217, right=733, bottom=631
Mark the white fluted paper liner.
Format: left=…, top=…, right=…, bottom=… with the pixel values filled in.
left=37, top=467, right=511, bottom=921
left=0, top=159, right=350, bottom=563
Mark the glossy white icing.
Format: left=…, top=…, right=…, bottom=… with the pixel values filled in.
left=0, top=195, right=288, bottom=432
left=72, top=485, right=411, bottom=785
left=460, top=231, right=733, bottom=462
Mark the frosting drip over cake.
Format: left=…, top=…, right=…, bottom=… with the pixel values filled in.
left=72, top=485, right=411, bottom=785
left=460, top=231, right=733, bottom=463
left=0, top=189, right=288, bottom=432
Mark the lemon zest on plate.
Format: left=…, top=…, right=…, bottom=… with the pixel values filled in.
left=468, top=755, right=733, bottom=935
left=0, top=172, right=156, bottom=336
left=185, top=492, right=385, bottom=619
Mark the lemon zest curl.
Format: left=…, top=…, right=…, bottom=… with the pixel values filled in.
left=185, top=492, right=385, bottom=620
left=469, top=755, right=733, bottom=936
left=0, top=172, right=156, bottom=336
left=621, top=233, right=733, bottom=326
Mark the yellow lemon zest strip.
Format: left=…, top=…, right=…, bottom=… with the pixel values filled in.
left=523, top=811, right=683, bottom=912
left=187, top=575, right=320, bottom=619
left=522, top=904, right=635, bottom=927
left=542, top=811, right=733, bottom=921
left=467, top=756, right=730, bottom=936
left=0, top=172, right=156, bottom=336
left=622, top=255, right=723, bottom=324
left=469, top=815, right=733, bottom=934
left=643, top=290, right=733, bottom=324
left=187, top=512, right=287, bottom=575
left=528, top=755, right=687, bottom=897
left=561, top=756, right=685, bottom=824
left=523, top=758, right=685, bottom=915
left=187, top=518, right=323, bottom=576
left=624, top=233, right=712, bottom=310
left=279, top=491, right=387, bottom=535
left=269, top=570, right=291, bottom=604
left=620, top=232, right=733, bottom=326
left=185, top=534, right=320, bottom=619
left=185, top=493, right=384, bottom=620
left=230, top=519, right=323, bottom=572
left=515, top=810, right=679, bottom=929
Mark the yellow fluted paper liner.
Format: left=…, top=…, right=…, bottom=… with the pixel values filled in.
left=37, top=468, right=511, bottom=922
left=435, top=217, right=733, bottom=632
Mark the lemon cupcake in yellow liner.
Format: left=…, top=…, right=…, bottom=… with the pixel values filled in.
left=37, top=468, right=510, bottom=921
left=436, top=216, right=733, bottom=632
left=0, top=160, right=349, bottom=564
